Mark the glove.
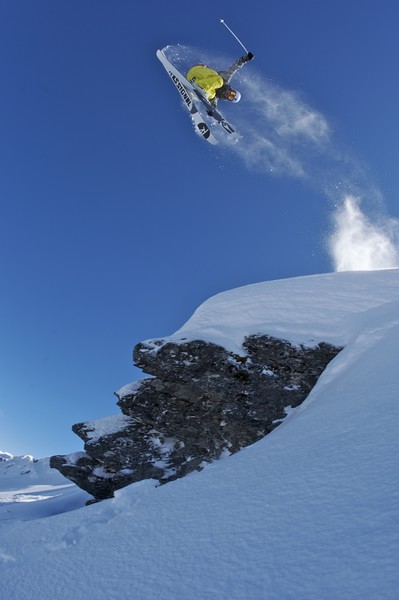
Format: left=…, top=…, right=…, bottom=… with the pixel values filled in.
left=246, top=52, right=254, bottom=61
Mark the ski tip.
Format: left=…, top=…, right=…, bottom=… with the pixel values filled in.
left=156, top=47, right=168, bottom=57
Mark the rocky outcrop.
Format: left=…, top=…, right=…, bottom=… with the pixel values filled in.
left=50, top=335, right=341, bottom=500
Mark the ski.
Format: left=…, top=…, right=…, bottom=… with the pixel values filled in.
left=156, top=49, right=240, bottom=143
left=156, top=50, right=217, bottom=144
left=188, top=79, right=238, bottom=137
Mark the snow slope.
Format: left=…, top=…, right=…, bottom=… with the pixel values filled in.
left=1, top=270, right=399, bottom=600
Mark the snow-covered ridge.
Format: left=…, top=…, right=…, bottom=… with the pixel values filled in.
left=145, top=270, right=399, bottom=354
left=0, top=450, right=16, bottom=461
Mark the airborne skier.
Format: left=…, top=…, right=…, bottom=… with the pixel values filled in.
left=186, top=51, right=254, bottom=109
left=157, top=19, right=254, bottom=144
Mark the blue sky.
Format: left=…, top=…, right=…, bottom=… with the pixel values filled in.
left=1, top=0, right=398, bottom=457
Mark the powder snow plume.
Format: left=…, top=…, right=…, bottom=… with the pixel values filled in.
left=328, top=196, right=399, bottom=271
left=224, top=57, right=399, bottom=271
left=233, top=73, right=331, bottom=178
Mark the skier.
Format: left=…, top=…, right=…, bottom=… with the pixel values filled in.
left=186, top=52, right=254, bottom=108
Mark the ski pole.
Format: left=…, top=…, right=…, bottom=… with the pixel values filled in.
left=220, top=19, right=249, bottom=54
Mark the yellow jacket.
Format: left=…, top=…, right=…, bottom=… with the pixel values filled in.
left=186, top=65, right=224, bottom=100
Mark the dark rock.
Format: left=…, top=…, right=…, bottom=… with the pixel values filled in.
left=51, top=335, right=342, bottom=500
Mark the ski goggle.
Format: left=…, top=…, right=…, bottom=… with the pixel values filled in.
left=227, top=89, right=241, bottom=103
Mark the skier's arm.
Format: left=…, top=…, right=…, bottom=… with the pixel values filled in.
left=218, top=52, right=254, bottom=84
